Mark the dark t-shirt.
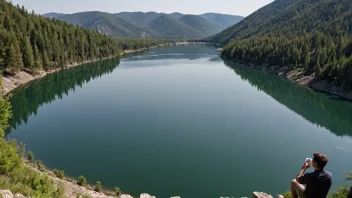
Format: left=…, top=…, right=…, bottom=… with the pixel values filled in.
left=298, top=170, right=332, bottom=198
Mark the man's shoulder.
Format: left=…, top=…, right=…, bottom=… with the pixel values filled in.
left=323, top=170, right=332, bottom=178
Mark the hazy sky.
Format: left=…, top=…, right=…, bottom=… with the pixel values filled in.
left=11, top=0, right=273, bottom=16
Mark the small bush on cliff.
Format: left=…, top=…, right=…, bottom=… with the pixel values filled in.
left=114, top=186, right=121, bottom=196
left=329, top=185, right=350, bottom=198
left=27, top=151, right=34, bottom=162
left=77, top=176, right=87, bottom=186
left=36, top=160, right=45, bottom=172
left=54, top=169, right=65, bottom=179
left=17, top=142, right=25, bottom=158
left=346, top=172, right=352, bottom=181
left=282, top=191, right=292, bottom=198
left=94, top=181, right=102, bottom=192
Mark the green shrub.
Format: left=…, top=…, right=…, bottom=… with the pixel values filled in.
left=27, top=151, right=34, bottom=162
left=17, top=142, right=26, bottom=158
left=282, top=191, right=292, bottom=198
left=329, top=185, right=350, bottom=198
left=0, top=139, right=22, bottom=175
left=77, top=176, right=87, bottom=186
left=346, top=172, right=352, bottom=181
left=94, top=181, right=102, bottom=192
left=53, top=169, right=65, bottom=179
left=36, top=160, right=45, bottom=172
left=53, top=182, right=65, bottom=198
left=114, top=186, right=121, bottom=196
left=0, top=95, right=12, bottom=138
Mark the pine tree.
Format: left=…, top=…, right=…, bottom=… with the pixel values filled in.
left=22, top=37, right=34, bottom=69
left=33, top=44, right=42, bottom=69
left=6, top=39, right=23, bottom=72
left=42, top=49, right=50, bottom=70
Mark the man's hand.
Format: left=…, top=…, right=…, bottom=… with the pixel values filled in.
left=296, top=161, right=311, bottom=183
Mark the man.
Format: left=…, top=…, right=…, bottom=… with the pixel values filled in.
left=291, top=152, right=332, bottom=198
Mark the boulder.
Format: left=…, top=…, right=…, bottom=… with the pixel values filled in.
left=0, top=190, right=13, bottom=198
left=170, top=197, right=181, bottom=198
left=252, top=192, right=273, bottom=198
left=140, top=193, right=156, bottom=198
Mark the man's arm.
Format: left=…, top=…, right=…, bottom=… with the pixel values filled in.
left=296, top=162, right=311, bottom=183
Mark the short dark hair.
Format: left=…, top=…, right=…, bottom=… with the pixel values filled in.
left=313, top=152, right=328, bottom=169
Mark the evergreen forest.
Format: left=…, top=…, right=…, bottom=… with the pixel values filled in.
left=210, top=0, right=352, bottom=89
left=0, top=1, right=175, bottom=74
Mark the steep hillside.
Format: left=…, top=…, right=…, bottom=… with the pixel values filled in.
left=147, top=15, right=204, bottom=38
left=58, top=12, right=158, bottom=37
left=178, top=15, right=223, bottom=37
left=218, top=0, right=352, bottom=93
left=116, top=12, right=164, bottom=26
left=200, top=13, right=243, bottom=28
left=207, top=0, right=299, bottom=44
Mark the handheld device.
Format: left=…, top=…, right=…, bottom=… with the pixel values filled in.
left=305, top=158, right=312, bottom=163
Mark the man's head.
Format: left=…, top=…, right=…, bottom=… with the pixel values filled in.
left=312, top=152, right=328, bottom=170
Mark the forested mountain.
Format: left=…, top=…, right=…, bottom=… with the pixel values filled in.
left=207, top=0, right=299, bottom=44
left=58, top=12, right=159, bottom=37
left=212, top=0, right=352, bottom=90
left=0, top=2, right=121, bottom=73
left=46, top=12, right=243, bottom=38
left=116, top=12, right=163, bottom=26
left=200, top=13, right=243, bottom=29
left=179, top=15, right=223, bottom=37
left=147, top=15, right=204, bottom=37
left=0, top=1, right=175, bottom=74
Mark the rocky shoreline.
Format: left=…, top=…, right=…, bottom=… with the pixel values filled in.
left=225, top=58, right=352, bottom=100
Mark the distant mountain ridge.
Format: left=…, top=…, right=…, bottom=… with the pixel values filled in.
left=42, top=11, right=244, bottom=38
left=42, top=12, right=65, bottom=18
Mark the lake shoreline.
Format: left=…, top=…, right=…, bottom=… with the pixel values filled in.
left=1, top=42, right=210, bottom=96
left=223, top=57, right=352, bottom=100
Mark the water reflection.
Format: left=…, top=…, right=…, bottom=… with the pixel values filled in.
left=223, top=59, right=352, bottom=137
left=7, top=53, right=352, bottom=139
left=7, top=57, right=121, bottom=133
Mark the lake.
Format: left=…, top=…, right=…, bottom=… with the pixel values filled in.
left=6, top=45, right=352, bottom=198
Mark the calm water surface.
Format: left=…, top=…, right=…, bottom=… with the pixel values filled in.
left=7, top=45, right=352, bottom=198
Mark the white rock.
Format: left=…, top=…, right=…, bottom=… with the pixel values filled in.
left=0, top=190, right=14, bottom=198
left=14, top=194, right=26, bottom=198
left=120, top=194, right=134, bottom=198
left=170, top=197, right=181, bottom=198
left=252, top=192, right=273, bottom=198
left=140, top=193, right=156, bottom=198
